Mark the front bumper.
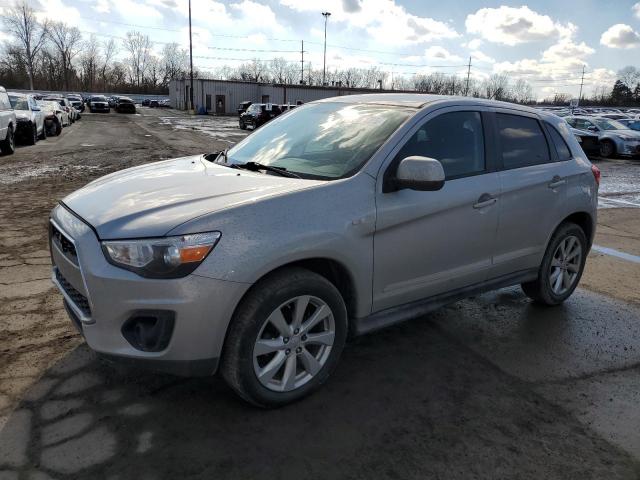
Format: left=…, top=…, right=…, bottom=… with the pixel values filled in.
left=620, top=142, right=640, bottom=156
left=49, top=204, right=250, bottom=376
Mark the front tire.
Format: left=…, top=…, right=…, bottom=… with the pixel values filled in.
left=521, top=222, right=587, bottom=305
left=0, top=125, right=15, bottom=155
left=26, top=123, right=37, bottom=145
left=221, top=267, right=348, bottom=408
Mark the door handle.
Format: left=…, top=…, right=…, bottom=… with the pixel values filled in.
left=548, top=176, right=567, bottom=189
left=473, top=194, right=497, bottom=209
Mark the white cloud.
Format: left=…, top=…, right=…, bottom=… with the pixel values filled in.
left=464, top=38, right=483, bottom=50
left=280, top=0, right=458, bottom=45
left=35, top=0, right=82, bottom=24
left=424, top=46, right=462, bottom=62
left=542, top=39, right=595, bottom=63
left=634, top=2, right=640, bottom=19
left=600, top=24, right=640, bottom=49
left=93, top=0, right=110, bottom=14
left=465, top=6, right=572, bottom=45
left=470, top=50, right=494, bottom=64
left=230, top=1, right=283, bottom=32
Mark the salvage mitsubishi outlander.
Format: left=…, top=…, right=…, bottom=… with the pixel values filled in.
left=49, top=94, right=599, bottom=407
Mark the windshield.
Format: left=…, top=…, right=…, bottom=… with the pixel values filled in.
left=9, top=96, right=29, bottom=110
left=92, top=96, right=106, bottom=101
left=225, top=102, right=413, bottom=180
left=594, top=118, right=626, bottom=130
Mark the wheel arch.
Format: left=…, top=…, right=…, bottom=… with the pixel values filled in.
left=552, top=211, right=595, bottom=248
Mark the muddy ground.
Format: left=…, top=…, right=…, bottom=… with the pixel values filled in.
left=1, top=109, right=640, bottom=479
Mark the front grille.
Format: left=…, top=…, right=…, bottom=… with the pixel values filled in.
left=50, top=223, right=78, bottom=265
left=55, top=268, right=91, bottom=318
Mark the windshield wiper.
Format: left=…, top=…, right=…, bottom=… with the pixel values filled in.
left=233, top=161, right=301, bottom=179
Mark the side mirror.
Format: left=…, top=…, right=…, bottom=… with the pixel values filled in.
left=587, top=125, right=598, bottom=132
left=32, top=106, right=41, bottom=111
left=393, top=156, right=445, bottom=192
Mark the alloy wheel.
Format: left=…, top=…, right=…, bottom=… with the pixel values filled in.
left=253, top=295, right=335, bottom=392
left=549, top=235, right=582, bottom=295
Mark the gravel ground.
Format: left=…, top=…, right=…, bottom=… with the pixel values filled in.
left=1, top=109, right=640, bottom=479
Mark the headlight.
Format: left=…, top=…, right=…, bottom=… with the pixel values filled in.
left=101, top=232, right=221, bottom=279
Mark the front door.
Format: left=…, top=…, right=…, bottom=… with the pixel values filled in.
left=215, top=95, right=225, bottom=114
left=205, top=94, right=212, bottom=112
left=373, top=108, right=500, bottom=312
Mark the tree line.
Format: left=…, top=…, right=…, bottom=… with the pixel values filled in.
left=0, top=2, right=189, bottom=94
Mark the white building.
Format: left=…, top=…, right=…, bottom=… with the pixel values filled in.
left=169, top=78, right=404, bottom=114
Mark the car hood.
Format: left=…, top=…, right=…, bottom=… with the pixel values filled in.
left=15, top=112, right=31, bottom=121
left=62, top=155, right=324, bottom=239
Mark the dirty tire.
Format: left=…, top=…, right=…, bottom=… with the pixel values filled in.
left=26, top=123, right=37, bottom=145
left=239, top=121, right=247, bottom=130
left=54, top=120, right=62, bottom=136
left=39, top=124, right=47, bottom=140
left=221, top=267, right=348, bottom=408
left=599, top=139, right=615, bottom=158
left=0, top=125, right=15, bottom=155
left=521, top=222, right=588, bottom=306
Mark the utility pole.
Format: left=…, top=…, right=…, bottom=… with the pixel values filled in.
left=300, top=40, right=304, bottom=84
left=188, top=0, right=194, bottom=111
left=465, top=56, right=472, bottom=96
left=578, top=65, right=585, bottom=107
left=322, top=11, right=331, bottom=86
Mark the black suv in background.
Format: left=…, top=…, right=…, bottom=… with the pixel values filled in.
left=239, top=103, right=282, bottom=129
left=89, top=95, right=110, bottom=113
left=237, top=101, right=252, bottom=115
left=116, top=97, right=136, bottom=113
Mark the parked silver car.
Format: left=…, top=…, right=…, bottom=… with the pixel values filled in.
left=50, top=94, right=599, bottom=406
left=8, top=93, right=46, bottom=145
left=565, top=116, right=640, bottom=158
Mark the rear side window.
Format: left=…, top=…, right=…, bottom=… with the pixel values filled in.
left=497, top=113, right=550, bottom=169
left=394, top=111, right=485, bottom=179
left=545, top=123, right=572, bottom=161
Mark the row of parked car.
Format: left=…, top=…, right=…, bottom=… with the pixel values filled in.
left=0, top=86, right=86, bottom=154
left=537, top=107, right=640, bottom=159
left=237, top=101, right=301, bottom=129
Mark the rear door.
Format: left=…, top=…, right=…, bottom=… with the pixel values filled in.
left=490, top=110, right=570, bottom=278
left=373, top=107, right=501, bottom=312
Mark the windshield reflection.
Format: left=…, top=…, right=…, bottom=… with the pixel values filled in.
left=224, top=102, right=413, bottom=180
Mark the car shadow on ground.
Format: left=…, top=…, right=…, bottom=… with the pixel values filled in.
left=1, top=291, right=638, bottom=480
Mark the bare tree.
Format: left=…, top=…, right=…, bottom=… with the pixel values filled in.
left=1, top=1, right=49, bottom=90
left=123, top=31, right=152, bottom=88
left=161, top=42, right=188, bottom=86
left=617, top=66, right=640, bottom=89
left=79, top=34, right=100, bottom=91
left=48, top=21, right=82, bottom=90
left=100, top=38, right=117, bottom=90
left=482, top=74, right=510, bottom=100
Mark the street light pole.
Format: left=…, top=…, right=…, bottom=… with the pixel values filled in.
left=188, top=0, right=194, bottom=111
left=322, top=11, right=331, bottom=86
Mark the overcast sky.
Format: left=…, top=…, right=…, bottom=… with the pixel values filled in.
left=1, top=0, right=639, bottom=98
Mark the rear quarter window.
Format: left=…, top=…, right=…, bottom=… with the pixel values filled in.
left=497, top=113, right=550, bottom=169
left=545, top=123, right=572, bottom=161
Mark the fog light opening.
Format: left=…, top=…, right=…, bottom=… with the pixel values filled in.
left=122, top=311, right=175, bottom=352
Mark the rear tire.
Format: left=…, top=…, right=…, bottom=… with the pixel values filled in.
left=600, top=140, right=615, bottom=158
left=221, top=267, right=348, bottom=408
left=0, top=125, right=15, bottom=155
left=521, top=222, right=587, bottom=306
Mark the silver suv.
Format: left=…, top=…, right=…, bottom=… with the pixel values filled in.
left=50, top=94, right=599, bottom=406
left=0, top=86, right=17, bottom=155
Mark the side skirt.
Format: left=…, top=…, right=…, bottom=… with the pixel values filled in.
left=352, top=269, right=538, bottom=336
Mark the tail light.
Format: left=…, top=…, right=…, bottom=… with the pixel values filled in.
left=591, top=164, right=601, bottom=186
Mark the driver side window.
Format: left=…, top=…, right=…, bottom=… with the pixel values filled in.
left=394, top=111, right=485, bottom=180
